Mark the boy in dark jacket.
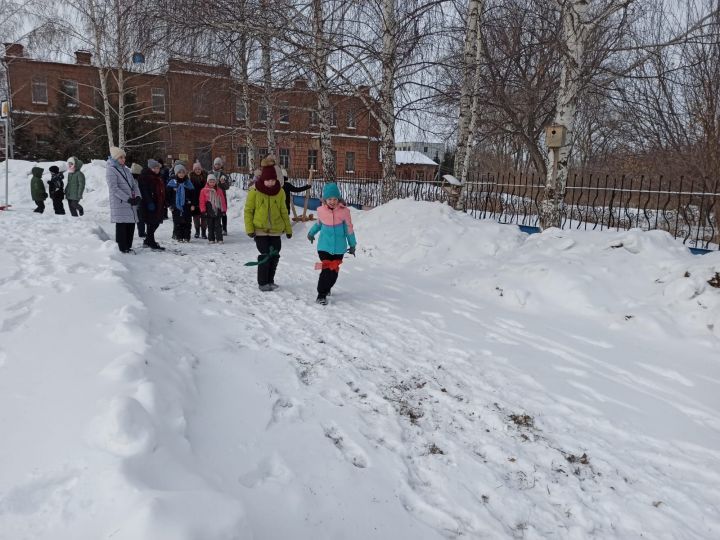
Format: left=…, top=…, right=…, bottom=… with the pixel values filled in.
left=31, top=166, right=47, bottom=213
left=47, top=165, right=66, bottom=215
left=282, top=171, right=311, bottom=213
left=166, top=164, right=195, bottom=242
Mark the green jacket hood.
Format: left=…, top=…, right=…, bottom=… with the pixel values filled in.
left=31, top=166, right=44, bottom=177
left=68, top=157, right=84, bottom=170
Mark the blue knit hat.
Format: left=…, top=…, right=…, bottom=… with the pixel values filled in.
left=322, top=183, right=341, bottom=199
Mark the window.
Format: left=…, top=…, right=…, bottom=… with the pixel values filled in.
left=193, top=89, right=209, bottom=118
left=424, top=146, right=428, bottom=153
left=237, top=147, right=248, bottom=168
left=236, top=101, right=247, bottom=121
left=309, top=110, right=319, bottom=126
left=345, top=152, right=355, bottom=173
left=279, top=148, right=290, bottom=169
left=258, top=147, right=269, bottom=160
left=346, top=110, right=356, bottom=129
left=61, top=80, right=79, bottom=108
left=279, top=101, right=289, bottom=124
left=308, top=150, right=318, bottom=171
left=258, top=103, right=268, bottom=123
left=151, top=88, right=165, bottom=113
left=330, top=108, right=337, bottom=127
left=31, top=77, right=48, bottom=104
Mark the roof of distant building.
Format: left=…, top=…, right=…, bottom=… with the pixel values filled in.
left=396, top=151, right=438, bottom=166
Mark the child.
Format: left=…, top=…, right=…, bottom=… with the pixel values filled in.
left=307, top=183, right=357, bottom=305
left=244, top=157, right=293, bottom=291
left=65, top=157, right=85, bottom=217
left=166, top=164, right=195, bottom=242
left=30, top=166, right=47, bottom=213
left=47, top=165, right=66, bottom=215
left=199, top=174, right=227, bottom=243
left=190, top=161, right=207, bottom=238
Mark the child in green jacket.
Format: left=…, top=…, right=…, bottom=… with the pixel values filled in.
left=244, top=156, right=293, bottom=291
left=30, top=166, right=47, bottom=213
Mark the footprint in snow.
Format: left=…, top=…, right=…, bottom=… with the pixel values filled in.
left=323, top=424, right=369, bottom=468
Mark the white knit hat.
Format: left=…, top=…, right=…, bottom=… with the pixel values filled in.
left=109, top=146, right=126, bottom=160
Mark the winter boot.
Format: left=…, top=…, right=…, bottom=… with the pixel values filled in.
left=259, top=284, right=273, bottom=292
left=316, top=295, right=328, bottom=305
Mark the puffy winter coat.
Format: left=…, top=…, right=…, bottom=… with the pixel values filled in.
left=244, top=187, right=292, bottom=236
left=138, top=167, right=166, bottom=224
left=308, top=203, right=357, bottom=255
left=106, top=158, right=141, bottom=223
left=48, top=173, right=65, bottom=200
left=30, top=167, right=47, bottom=202
left=65, top=158, right=86, bottom=201
left=199, top=186, right=227, bottom=216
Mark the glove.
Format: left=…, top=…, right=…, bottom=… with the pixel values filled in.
left=248, top=232, right=256, bottom=238
left=307, top=234, right=314, bottom=244
left=348, top=246, right=356, bottom=256
left=147, top=202, right=156, bottom=211
left=127, top=197, right=140, bottom=206
left=286, top=233, right=292, bottom=239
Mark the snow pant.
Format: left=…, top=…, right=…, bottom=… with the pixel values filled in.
left=34, top=200, right=45, bottom=213
left=115, top=223, right=136, bottom=252
left=254, top=236, right=281, bottom=286
left=193, top=215, right=207, bottom=236
left=317, top=251, right=344, bottom=297
left=68, top=200, right=84, bottom=217
left=144, top=222, right=160, bottom=246
left=137, top=218, right=146, bottom=237
left=207, top=216, right=223, bottom=242
left=172, top=209, right=192, bottom=241
left=51, top=197, right=66, bottom=215
left=221, top=214, right=228, bottom=234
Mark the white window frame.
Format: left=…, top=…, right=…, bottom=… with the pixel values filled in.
left=279, top=101, right=289, bottom=124
left=61, top=79, right=79, bottom=108
left=151, top=87, right=165, bottom=114
left=345, top=151, right=355, bottom=173
left=279, top=148, right=290, bottom=169
left=346, top=110, right=356, bottom=129
left=236, top=100, right=247, bottom=121
left=31, top=77, right=48, bottom=105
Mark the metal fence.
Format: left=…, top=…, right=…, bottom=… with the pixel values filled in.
left=233, top=170, right=720, bottom=250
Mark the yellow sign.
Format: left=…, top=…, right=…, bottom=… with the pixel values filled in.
left=0, top=100, right=8, bottom=118
left=178, top=153, right=188, bottom=162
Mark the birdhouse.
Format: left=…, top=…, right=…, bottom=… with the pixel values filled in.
left=545, top=124, right=567, bottom=149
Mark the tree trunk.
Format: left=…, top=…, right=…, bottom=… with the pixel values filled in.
left=540, top=0, right=588, bottom=229
left=237, top=33, right=256, bottom=171
left=312, top=0, right=335, bottom=180
left=380, top=0, right=397, bottom=203
left=454, top=0, right=483, bottom=184
left=260, top=2, right=276, bottom=157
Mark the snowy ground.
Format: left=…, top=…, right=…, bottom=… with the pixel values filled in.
left=1, top=160, right=719, bottom=539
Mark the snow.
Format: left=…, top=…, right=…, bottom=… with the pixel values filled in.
left=1, top=159, right=719, bottom=539
left=396, top=150, right=438, bottom=166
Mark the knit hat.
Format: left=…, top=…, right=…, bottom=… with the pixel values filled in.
left=261, top=155, right=276, bottom=167
left=322, top=183, right=341, bottom=199
left=174, top=163, right=187, bottom=175
left=131, top=163, right=143, bottom=175
left=147, top=158, right=160, bottom=169
left=259, top=164, right=278, bottom=182
left=49, top=165, right=60, bottom=174
left=213, top=157, right=223, bottom=167
left=110, top=146, right=125, bottom=160
left=207, top=173, right=217, bottom=182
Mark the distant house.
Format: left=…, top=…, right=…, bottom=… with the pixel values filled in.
left=396, top=150, right=438, bottom=181
left=396, top=141, right=444, bottom=163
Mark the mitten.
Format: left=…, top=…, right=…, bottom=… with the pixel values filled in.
left=307, top=234, right=314, bottom=243
left=286, top=233, right=292, bottom=239
left=348, top=246, right=356, bottom=256
left=248, top=232, right=256, bottom=238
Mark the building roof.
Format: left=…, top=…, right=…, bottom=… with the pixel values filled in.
left=396, top=151, right=438, bottom=166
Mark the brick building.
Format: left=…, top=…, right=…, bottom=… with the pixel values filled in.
left=3, top=43, right=382, bottom=175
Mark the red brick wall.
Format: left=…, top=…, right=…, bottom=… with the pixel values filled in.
left=6, top=49, right=382, bottom=175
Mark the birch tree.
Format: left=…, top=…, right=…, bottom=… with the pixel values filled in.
left=539, top=0, right=633, bottom=229
left=453, top=0, right=483, bottom=184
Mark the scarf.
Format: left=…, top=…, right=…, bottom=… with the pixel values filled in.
left=204, top=186, right=223, bottom=214
left=170, top=178, right=194, bottom=212
left=254, top=178, right=281, bottom=196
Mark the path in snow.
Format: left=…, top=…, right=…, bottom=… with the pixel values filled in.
left=108, top=213, right=720, bottom=539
